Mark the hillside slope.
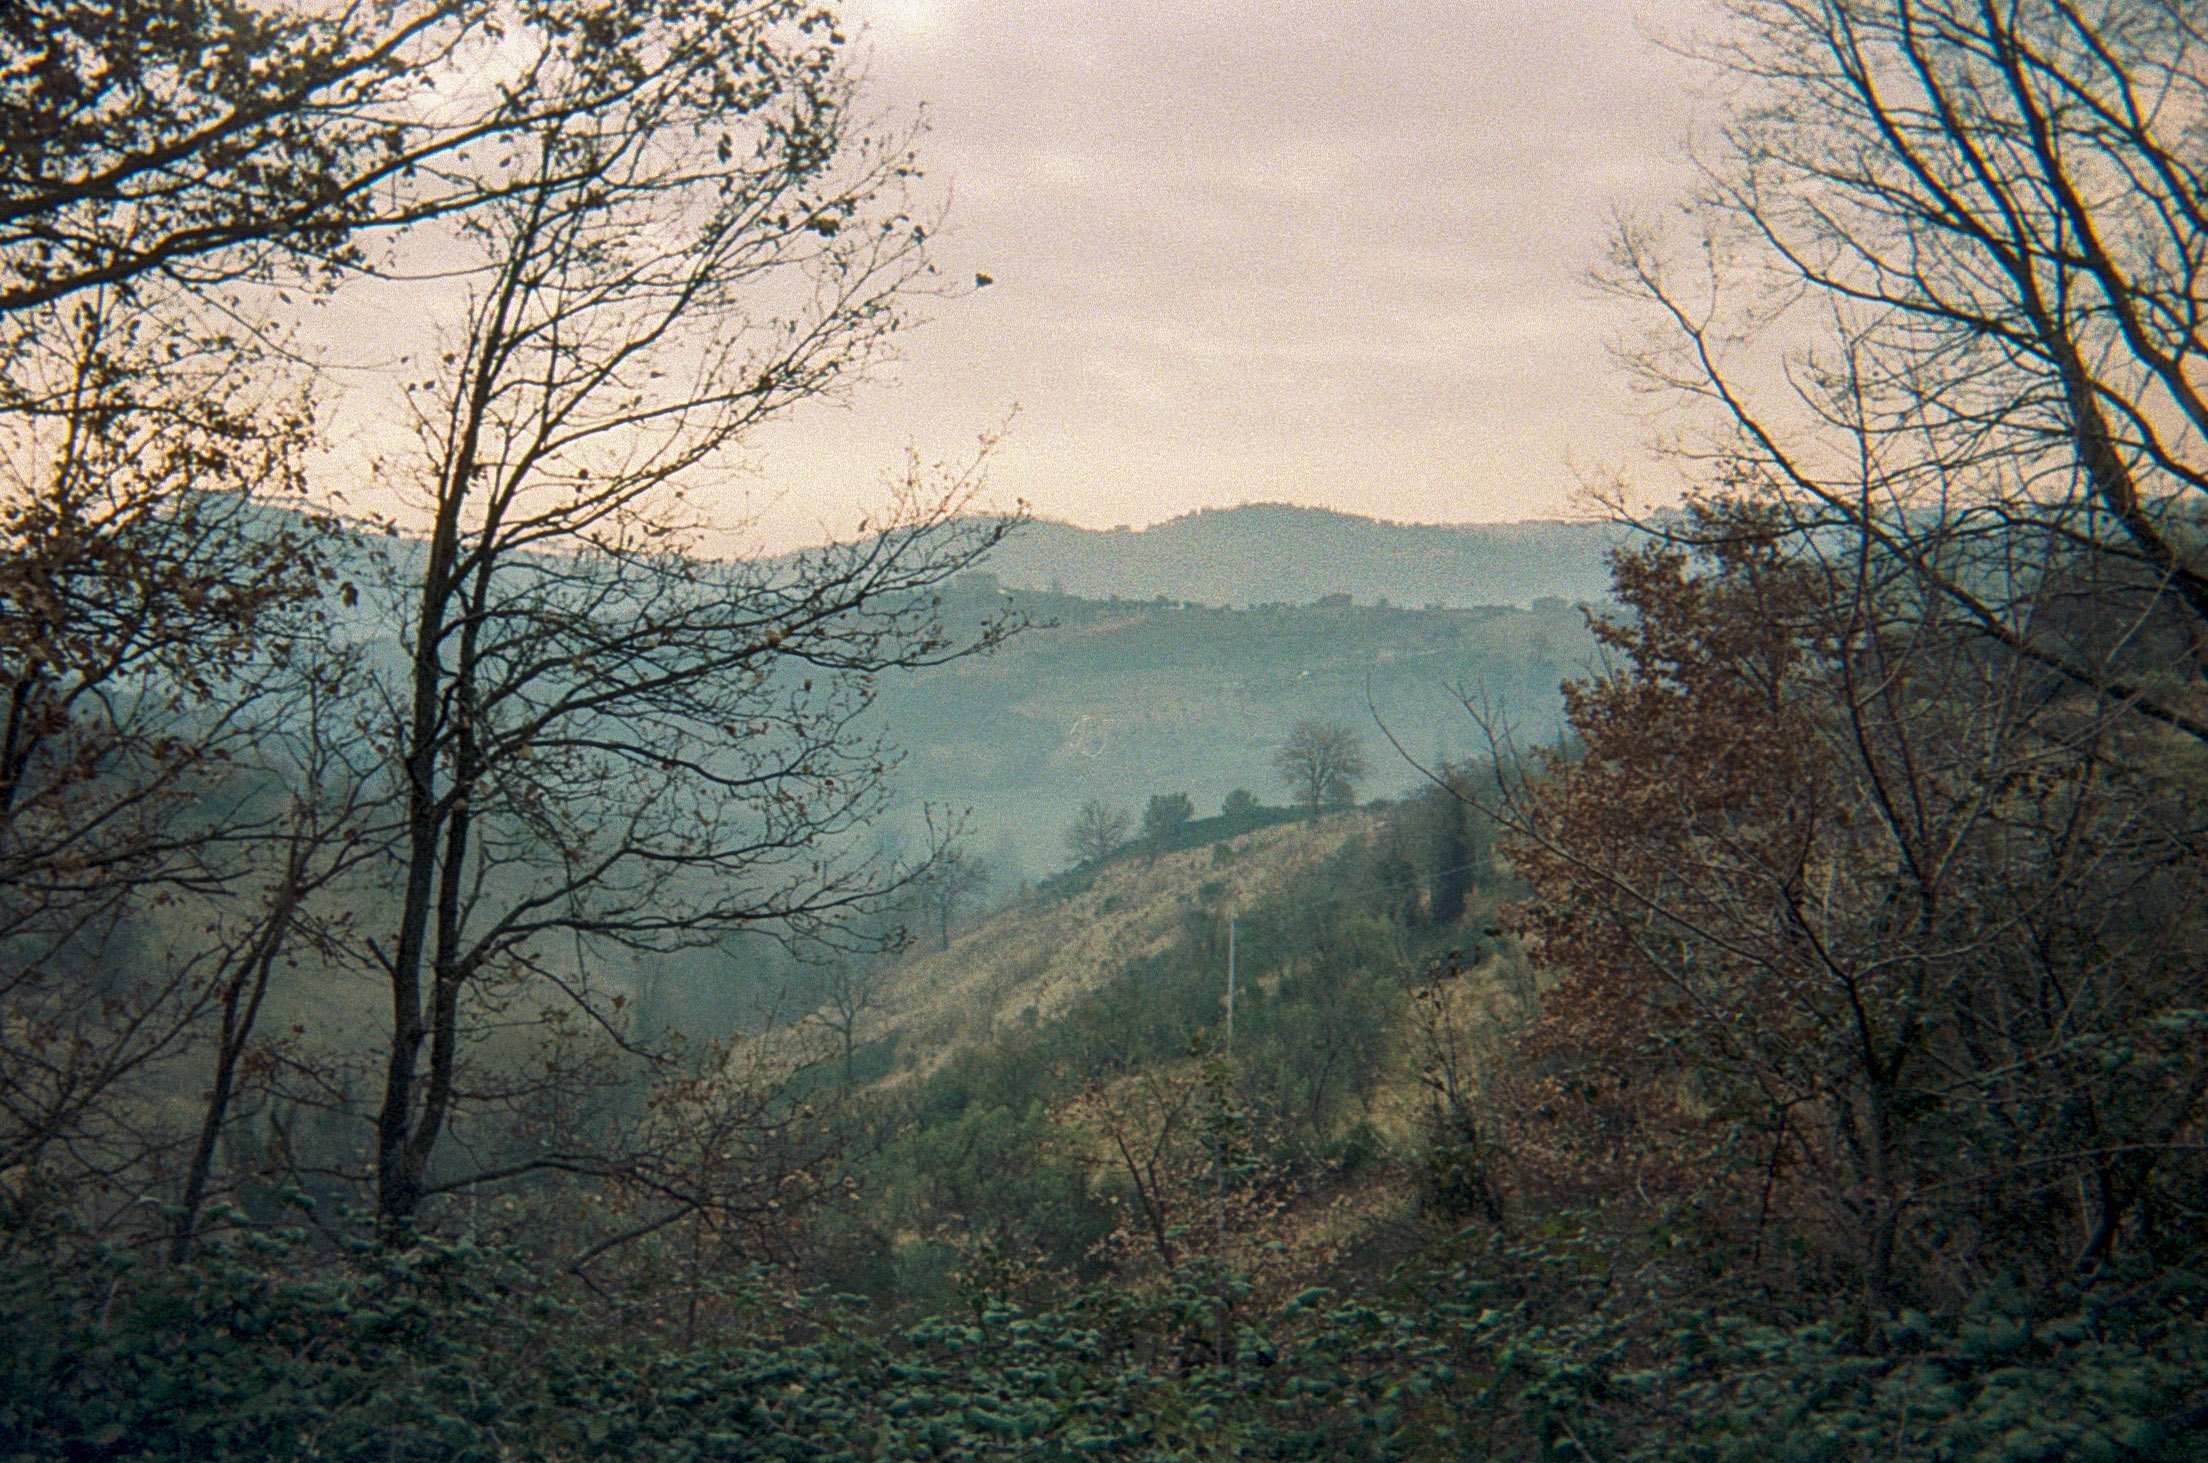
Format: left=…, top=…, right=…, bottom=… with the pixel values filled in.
left=873, top=582, right=1596, bottom=882
left=867, top=811, right=1387, bottom=1073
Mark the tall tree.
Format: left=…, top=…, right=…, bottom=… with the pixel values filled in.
left=361, top=2, right=1015, bottom=1236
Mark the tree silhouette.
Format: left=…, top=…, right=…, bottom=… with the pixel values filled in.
left=356, top=3, right=1016, bottom=1236
left=1274, top=720, right=1367, bottom=818
left=1142, top=792, right=1194, bottom=841
left=1065, top=799, right=1132, bottom=865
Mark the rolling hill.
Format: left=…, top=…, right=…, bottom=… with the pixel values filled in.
left=976, top=503, right=1621, bottom=609
left=871, top=576, right=1601, bottom=883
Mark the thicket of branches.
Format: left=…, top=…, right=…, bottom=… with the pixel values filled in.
left=1, top=0, right=1017, bottom=1277
left=1420, top=1, right=2208, bottom=1449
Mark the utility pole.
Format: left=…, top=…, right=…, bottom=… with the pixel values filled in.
left=1214, top=914, right=1236, bottom=1368
left=1225, top=916, right=1236, bottom=1054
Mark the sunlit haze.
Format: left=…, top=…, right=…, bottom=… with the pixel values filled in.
left=739, top=0, right=1716, bottom=549
left=306, top=0, right=1718, bottom=552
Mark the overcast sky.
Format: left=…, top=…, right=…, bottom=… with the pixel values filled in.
left=307, top=1, right=1722, bottom=547
left=720, top=0, right=1719, bottom=547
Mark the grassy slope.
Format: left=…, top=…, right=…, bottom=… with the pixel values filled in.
left=866, top=811, right=1388, bottom=1078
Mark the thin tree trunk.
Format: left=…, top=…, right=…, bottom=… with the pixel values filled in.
left=171, top=876, right=302, bottom=1262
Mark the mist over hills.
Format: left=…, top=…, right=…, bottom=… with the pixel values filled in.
left=217, top=495, right=1615, bottom=895
left=976, top=503, right=1623, bottom=608
left=857, top=505, right=1618, bottom=884
left=873, top=577, right=1603, bottom=888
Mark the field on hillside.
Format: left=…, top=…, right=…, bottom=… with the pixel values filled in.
left=870, top=581, right=1598, bottom=882
left=868, top=811, right=1388, bottom=1070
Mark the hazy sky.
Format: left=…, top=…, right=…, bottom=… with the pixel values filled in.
left=727, top=0, right=1718, bottom=546
left=306, top=1, right=1721, bottom=548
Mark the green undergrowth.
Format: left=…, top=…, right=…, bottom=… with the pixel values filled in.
left=10, top=1223, right=2206, bottom=1462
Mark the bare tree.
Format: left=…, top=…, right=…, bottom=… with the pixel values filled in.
left=1613, top=0, right=2208, bottom=742
left=813, top=958, right=890, bottom=1091
left=0, top=639, right=384, bottom=1246
left=360, top=5, right=1017, bottom=1237
left=560, top=1025, right=847, bottom=1330
left=1072, top=1062, right=1205, bottom=1270
left=1065, top=799, right=1132, bottom=866
left=0, top=286, right=346, bottom=1222
left=911, top=846, right=990, bottom=952
left=1274, top=720, right=1366, bottom=818
left=168, top=655, right=389, bottom=1261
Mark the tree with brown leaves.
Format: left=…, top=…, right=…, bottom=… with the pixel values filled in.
left=1489, top=503, right=2208, bottom=1313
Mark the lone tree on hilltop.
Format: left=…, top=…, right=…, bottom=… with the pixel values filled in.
left=1066, top=799, right=1132, bottom=866
left=1142, top=792, right=1194, bottom=841
left=1276, top=720, right=1367, bottom=818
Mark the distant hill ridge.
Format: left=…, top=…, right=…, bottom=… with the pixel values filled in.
left=977, top=503, right=1622, bottom=609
